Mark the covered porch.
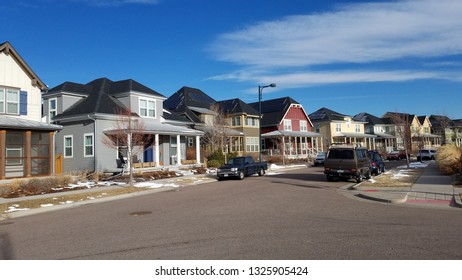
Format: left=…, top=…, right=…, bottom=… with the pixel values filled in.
left=332, top=132, right=377, bottom=150
left=261, top=130, right=323, bottom=159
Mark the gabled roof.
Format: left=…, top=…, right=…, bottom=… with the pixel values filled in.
left=353, top=112, right=386, bottom=125
left=417, top=115, right=430, bottom=126
left=309, top=107, right=350, bottom=122
left=382, top=112, right=416, bottom=122
left=218, top=98, right=259, bottom=116
left=429, top=115, right=454, bottom=128
left=49, top=78, right=164, bottom=119
left=0, top=41, right=47, bottom=90
left=164, top=86, right=216, bottom=112
left=248, top=96, right=301, bottom=127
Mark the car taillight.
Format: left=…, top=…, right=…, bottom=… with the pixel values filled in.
left=371, top=162, right=377, bottom=167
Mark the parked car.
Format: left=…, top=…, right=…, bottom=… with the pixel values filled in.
left=216, top=156, right=268, bottom=181
left=313, top=152, right=327, bottom=166
left=386, top=150, right=408, bottom=161
left=324, top=145, right=371, bottom=183
left=416, top=149, right=437, bottom=161
left=368, top=150, right=385, bottom=176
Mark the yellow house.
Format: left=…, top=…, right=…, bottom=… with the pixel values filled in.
left=309, top=107, right=376, bottom=151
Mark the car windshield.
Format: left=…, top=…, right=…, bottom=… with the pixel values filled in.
left=227, top=158, right=244, bottom=165
left=328, top=149, right=354, bottom=159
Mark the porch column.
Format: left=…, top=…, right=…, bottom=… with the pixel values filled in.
left=155, top=134, right=160, bottom=166
left=0, top=130, right=5, bottom=179
left=177, top=134, right=181, bottom=165
left=282, top=136, right=286, bottom=165
left=49, top=131, right=55, bottom=175
left=195, top=135, right=201, bottom=164
left=25, top=130, right=31, bottom=177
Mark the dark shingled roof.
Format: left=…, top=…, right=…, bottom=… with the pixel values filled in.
left=218, top=98, right=259, bottom=116
left=49, top=78, right=165, bottom=119
left=353, top=112, right=386, bottom=125
left=308, top=107, right=349, bottom=122
left=248, top=96, right=300, bottom=127
left=164, top=86, right=216, bottom=112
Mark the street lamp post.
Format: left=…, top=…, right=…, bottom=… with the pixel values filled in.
left=258, top=83, right=276, bottom=162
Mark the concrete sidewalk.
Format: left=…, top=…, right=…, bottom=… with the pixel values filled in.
left=355, top=162, right=462, bottom=209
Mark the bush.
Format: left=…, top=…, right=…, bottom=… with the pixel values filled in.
left=207, top=159, right=222, bottom=168
left=436, top=144, right=462, bottom=175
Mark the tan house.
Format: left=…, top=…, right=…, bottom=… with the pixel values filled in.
left=0, top=42, right=62, bottom=179
left=309, top=107, right=376, bottom=151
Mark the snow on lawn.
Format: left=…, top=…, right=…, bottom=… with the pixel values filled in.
left=5, top=204, right=30, bottom=213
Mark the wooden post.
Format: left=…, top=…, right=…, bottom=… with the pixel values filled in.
left=0, top=130, right=5, bottom=179
left=25, top=130, right=31, bottom=177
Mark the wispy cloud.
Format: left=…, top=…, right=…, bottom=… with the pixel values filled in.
left=208, top=0, right=462, bottom=86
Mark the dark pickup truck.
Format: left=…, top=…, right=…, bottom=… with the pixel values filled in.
left=216, top=156, right=268, bottom=180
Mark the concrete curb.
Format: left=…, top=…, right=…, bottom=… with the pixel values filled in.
left=356, top=192, right=408, bottom=204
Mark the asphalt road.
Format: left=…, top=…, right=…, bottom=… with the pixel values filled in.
left=1, top=162, right=461, bottom=260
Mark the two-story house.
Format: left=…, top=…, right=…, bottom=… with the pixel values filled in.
left=353, top=112, right=396, bottom=153
left=429, top=115, right=462, bottom=147
left=164, top=86, right=244, bottom=157
left=309, top=107, right=375, bottom=151
left=0, top=42, right=62, bottom=179
left=42, top=78, right=203, bottom=173
left=217, top=98, right=260, bottom=155
left=249, top=97, right=322, bottom=159
left=417, top=115, right=441, bottom=148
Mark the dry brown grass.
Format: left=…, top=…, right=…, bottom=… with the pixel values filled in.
left=0, top=186, right=151, bottom=214
left=359, top=168, right=424, bottom=188
left=436, top=144, right=462, bottom=175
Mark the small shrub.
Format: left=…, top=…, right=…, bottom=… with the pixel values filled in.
left=436, top=144, right=462, bottom=175
left=207, top=159, right=222, bottom=168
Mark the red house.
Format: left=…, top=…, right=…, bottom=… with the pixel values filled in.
left=249, top=97, right=323, bottom=160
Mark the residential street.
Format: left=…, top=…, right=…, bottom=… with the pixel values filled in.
left=0, top=166, right=461, bottom=260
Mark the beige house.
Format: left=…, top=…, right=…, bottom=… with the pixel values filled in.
left=0, top=42, right=61, bottom=179
left=309, top=107, right=376, bottom=151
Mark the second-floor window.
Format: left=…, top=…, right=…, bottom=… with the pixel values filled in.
left=139, top=98, right=156, bottom=118
left=0, top=87, right=19, bottom=114
left=336, top=123, right=341, bottom=132
left=424, top=127, right=429, bottom=134
left=284, top=119, right=292, bottom=131
left=300, top=120, right=307, bottom=131
left=232, top=116, right=241, bottom=126
left=355, top=124, right=361, bottom=133
left=245, top=117, right=259, bottom=127
left=315, top=124, right=320, bottom=133
left=49, top=98, right=57, bottom=121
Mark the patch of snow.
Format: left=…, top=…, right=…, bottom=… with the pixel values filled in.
left=67, top=181, right=95, bottom=189
left=40, top=204, right=54, bottom=207
left=5, top=205, right=30, bottom=213
left=368, top=178, right=376, bottom=183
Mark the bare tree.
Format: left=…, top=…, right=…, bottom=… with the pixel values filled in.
left=200, top=103, right=230, bottom=155
left=102, top=108, right=152, bottom=186
left=385, top=112, right=412, bottom=167
left=430, top=114, right=453, bottom=145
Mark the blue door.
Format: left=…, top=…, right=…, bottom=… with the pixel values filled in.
left=144, top=146, right=153, bottom=162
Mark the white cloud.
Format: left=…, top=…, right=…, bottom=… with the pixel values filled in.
left=208, top=0, right=462, bottom=86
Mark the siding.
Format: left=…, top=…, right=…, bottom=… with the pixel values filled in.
left=0, top=51, right=42, bottom=122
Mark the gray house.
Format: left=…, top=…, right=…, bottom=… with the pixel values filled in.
left=42, top=78, right=203, bottom=173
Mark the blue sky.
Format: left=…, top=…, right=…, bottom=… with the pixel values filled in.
left=2, top=0, right=462, bottom=119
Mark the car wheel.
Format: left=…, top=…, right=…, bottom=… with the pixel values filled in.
left=217, top=177, right=223, bottom=181
left=326, top=175, right=333, bottom=182
left=238, top=171, right=245, bottom=180
left=258, top=168, right=265, bottom=176
left=356, top=173, right=362, bottom=183
left=365, top=169, right=371, bottom=180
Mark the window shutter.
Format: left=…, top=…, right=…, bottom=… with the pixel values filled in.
left=20, top=91, right=28, bottom=115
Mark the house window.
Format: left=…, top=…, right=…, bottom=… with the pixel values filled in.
left=424, top=127, right=429, bottom=134
left=246, top=117, right=259, bottom=127
left=232, top=116, right=241, bottom=126
left=355, top=124, right=361, bottom=133
left=300, top=120, right=307, bottom=132
left=187, top=137, right=194, bottom=147
left=64, top=135, right=73, bottom=158
left=0, top=87, right=19, bottom=114
left=84, top=133, right=94, bottom=157
left=284, top=120, right=292, bottom=131
left=246, top=137, right=259, bottom=152
left=315, top=124, right=320, bottom=133
left=139, top=98, right=156, bottom=118
left=49, top=98, right=57, bottom=121
left=336, top=123, right=341, bottom=132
